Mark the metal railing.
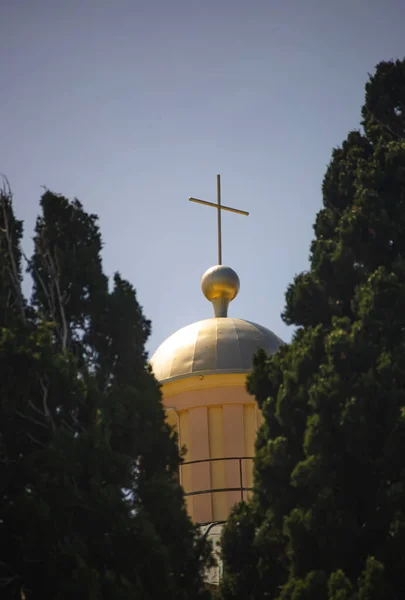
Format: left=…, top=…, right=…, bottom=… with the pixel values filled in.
left=180, top=456, right=254, bottom=502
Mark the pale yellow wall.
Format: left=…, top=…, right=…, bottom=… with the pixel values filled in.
left=208, top=407, right=227, bottom=521
left=243, top=404, right=256, bottom=502
left=162, top=373, right=261, bottom=523
left=178, top=409, right=192, bottom=515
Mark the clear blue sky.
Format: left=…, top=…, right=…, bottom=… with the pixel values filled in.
left=2, top=0, right=404, bottom=354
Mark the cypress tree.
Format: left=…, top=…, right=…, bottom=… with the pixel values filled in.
left=220, top=59, right=405, bottom=600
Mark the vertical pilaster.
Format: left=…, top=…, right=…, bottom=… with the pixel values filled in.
left=223, top=404, right=246, bottom=513
left=189, top=406, right=212, bottom=523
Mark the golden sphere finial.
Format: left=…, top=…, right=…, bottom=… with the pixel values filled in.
left=201, top=265, right=240, bottom=318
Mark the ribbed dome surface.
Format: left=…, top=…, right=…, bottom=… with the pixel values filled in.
left=150, top=317, right=283, bottom=383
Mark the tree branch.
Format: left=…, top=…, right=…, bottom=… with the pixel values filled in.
left=0, top=176, right=25, bottom=319
left=39, top=376, right=55, bottom=432
left=39, top=237, right=69, bottom=351
left=26, top=432, right=47, bottom=449
left=16, top=410, right=48, bottom=430
left=50, top=248, right=69, bottom=351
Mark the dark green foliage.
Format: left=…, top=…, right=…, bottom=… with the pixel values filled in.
left=219, top=59, right=405, bottom=599
left=0, top=188, right=210, bottom=599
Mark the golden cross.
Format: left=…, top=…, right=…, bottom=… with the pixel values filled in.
left=189, top=174, right=249, bottom=265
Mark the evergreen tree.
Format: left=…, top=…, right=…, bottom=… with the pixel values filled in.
left=0, top=186, right=210, bottom=599
left=220, top=59, right=405, bottom=599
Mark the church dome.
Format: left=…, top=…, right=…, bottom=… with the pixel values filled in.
left=150, top=316, right=283, bottom=383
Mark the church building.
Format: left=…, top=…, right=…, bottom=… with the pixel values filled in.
left=150, top=176, right=283, bottom=534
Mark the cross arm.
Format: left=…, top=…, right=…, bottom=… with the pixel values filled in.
left=189, top=197, right=249, bottom=216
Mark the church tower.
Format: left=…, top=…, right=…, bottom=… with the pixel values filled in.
left=150, top=176, right=283, bottom=528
